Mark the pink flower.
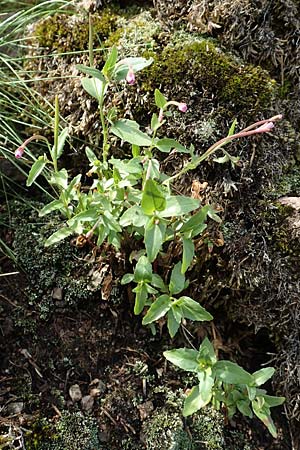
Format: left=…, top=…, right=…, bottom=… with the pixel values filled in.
left=255, top=122, right=275, bottom=133
left=126, top=67, right=135, bottom=85
left=178, top=102, right=188, bottom=113
left=15, top=146, right=25, bottom=159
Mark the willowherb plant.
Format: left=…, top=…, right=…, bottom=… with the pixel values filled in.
left=16, top=45, right=284, bottom=436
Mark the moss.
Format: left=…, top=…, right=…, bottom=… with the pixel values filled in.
left=33, top=8, right=121, bottom=53
left=142, top=39, right=276, bottom=116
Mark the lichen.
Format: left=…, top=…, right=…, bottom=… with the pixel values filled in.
left=11, top=201, right=99, bottom=320
left=25, top=412, right=101, bottom=450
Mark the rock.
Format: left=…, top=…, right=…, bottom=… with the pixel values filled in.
left=6, top=401, right=24, bottom=415
left=81, top=395, right=94, bottom=412
left=69, top=384, right=82, bottom=402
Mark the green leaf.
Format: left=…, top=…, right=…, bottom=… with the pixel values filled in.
left=151, top=274, right=168, bottom=292
left=81, top=77, right=104, bottom=101
left=214, top=361, right=253, bottom=385
left=141, top=179, right=166, bottom=215
left=144, top=158, right=160, bottom=180
left=26, top=155, right=47, bottom=187
left=198, top=338, right=217, bottom=365
left=252, top=367, right=275, bottom=386
left=237, top=400, right=253, bottom=418
left=119, top=206, right=148, bottom=228
left=261, top=395, right=285, bottom=408
left=39, top=200, right=64, bottom=217
left=76, top=64, right=106, bottom=82
left=183, top=373, right=214, bottom=416
left=180, top=205, right=210, bottom=233
left=151, top=113, right=161, bottom=132
left=111, top=119, right=152, bottom=147
left=133, top=283, right=148, bottom=315
left=164, top=348, right=199, bottom=372
left=67, top=208, right=98, bottom=227
left=159, top=196, right=200, bottom=218
left=64, top=174, right=81, bottom=202
left=227, top=118, right=237, bottom=136
left=154, top=88, right=167, bottom=109
left=207, top=206, right=222, bottom=224
left=252, top=400, right=277, bottom=438
left=102, top=46, right=118, bottom=78
left=167, top=309, right=181, bottom=337
left=44, top=226, right=74, bottom=247
left=179, top=296, right=213, bottom=322
left=169, top=262, right=186, bottom=295
left=134, top=256, right=152, bottom=283
left=85, top=146, right=98, bottom=163
left=213, top=154, right=230, bottom=164
left=155, top=138, right=189, bottom=154
left=54, top=127, right=68, bottom=159
left=142, top=294, right=172, bottom=325
left=103, top=210, right=122, bottom=233
left=49, top=168, right=68, bottom=189
left=114, top=56, right=153, bottom=81
left=121, top=273, right=134, bottom=285
left=182, top=238, right=194, bottom=273
left=144, top=220, right=166, bottom=262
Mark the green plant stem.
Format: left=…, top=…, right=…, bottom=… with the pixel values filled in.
left=164, top=115, right=282, bottom=184
left=53, top=95, right=59, bottom=172
left=88, top=13, right=94, bottom=68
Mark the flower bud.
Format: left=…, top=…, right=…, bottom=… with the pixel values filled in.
left=158, top=109, right=164, bottom=123
left=126, top=67, right=135, bottom=85
left=15, top=146, right=25, bottom=159
left=178, top=102, right=188, bottom=113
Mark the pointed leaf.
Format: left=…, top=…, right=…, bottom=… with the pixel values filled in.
left=252, top=367, right=275, bottom=386
left=145, top=221, right=166, bottom=262
left=169, top=262, right=185, bottom=295
left=179, top=296, right=213, bottom=322
left=39, top=200, right=64, bottom=217
left=102, top=46, right=118, bottom=77
left=155, top=138, right=189, bottom=154
left=133, top=283, right=148, bottom=315
left=121, top=273, right=134, bottom=285
left=26, top=156, right=47, bottom=186
left=55, top=127, right=68, bottom=159
left=76, top=64, right=106, bottom=82
left=81, top=77, right=104, bottom=100
left=164, top=348, right=199, bottom=372
left=111, top=119, right=152, bottom=146
left=183, top=373, right=214, bottom=416
left=180, top=205, right=210, bottom=233
left=154, top=89, right=167, bottom=109
left=44, top=226, right=74, bottom=247
left=141, top=179, right=166, bottom=215
left=114, top=56, right=153, bottom=81
left=167, top=309, right=181, bottom=337
left=214, top=361, right=253, bottom=385
left=159, top=196, right=200, bottom=217
left=134, top=256, right=152, bottom=283
left=182, top=238, right=194, bottom=273
left=142, top=294, right=172, bottom=325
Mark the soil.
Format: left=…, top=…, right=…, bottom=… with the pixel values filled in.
left=0, top=244, right=291, bottom=449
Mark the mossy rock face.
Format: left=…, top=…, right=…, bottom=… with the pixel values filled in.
left=154, top=0, right=300, bottom=90
left=33, top=8, right=120, bottom=53
left=11, top=201, right=104, bottom=319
